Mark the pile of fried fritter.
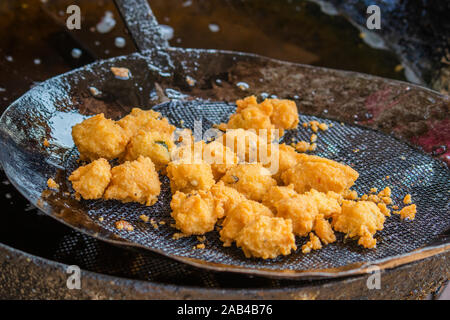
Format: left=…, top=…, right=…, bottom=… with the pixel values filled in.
left=65, top=95, right=416, bottom=259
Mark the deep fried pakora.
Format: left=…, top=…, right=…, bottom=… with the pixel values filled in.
left=69, top=158, right=111, bottom=200
left=220, top=163, right=277, bottom=202
left=236, top=215, right=297, bottom=259
left=104, top=156, right=161, bottom=206
left=117, top=107, right=175, bottom=138
left=72, top=113, right=129, bottom=161
left=276, top=194, right=319, bottom=236
left=210, top=181, right=247, bottom=219
left=170, top=190, right=218, bottom=235
left=167, top=159, right=215, bottom=194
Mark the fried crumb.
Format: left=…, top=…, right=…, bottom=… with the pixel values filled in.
left=159, top=221, right=166, bottom=225
left=47, top=178, right=59, bottom=190
left=403, top=194, right=412, bottom=205
left=195, top=243, right=205, bottom=249
left=370, top=188, right=378, bottom=193
left=150, top=218, right=159, bottom=229
left=360, top=194, right=368, bottom=201
left=295, top=141, right=310, bottom=152
left=197, top=236, right=206, bottom=242
left=139, top=214, right=150, bottom=223
left=377, top=202, right=391, bottom=217
left=186, top=75, right=196, bottom=86
left=319, top=123, right=328, bottom=131
left=172, top=232, right=186, bottom=240
left=381, top=196, right=392, bottom=205
left=302, top=122, right=308, bottom=128
left=302, top=233, right=322, bottom=254
left=308, top=143, right=317, bottom=151
left=115, top=220, right=134, bottom=231
left=309, top=121, right=319, bottom=132
left=368, top=194, right=380, bottom=203
left=392, top=205, right=399, bottom=210
left=344, top=189, right=358, bottom=200
left=378, top=187, right=391, bottom=198
left=98, top=216, right=104, bottom=222
left=310, top=134, right=317, bottom=143
left=110, top=67, right=130, bottom=79
left=43, top=139, right=50, bottom=148
left=399, top=204, right=416, bottom=220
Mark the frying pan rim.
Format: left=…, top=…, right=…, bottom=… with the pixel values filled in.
left=0, top=48, right=448, bottom=280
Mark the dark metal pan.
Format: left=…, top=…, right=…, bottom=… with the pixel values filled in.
left=0, top=0, right=448, bottom=280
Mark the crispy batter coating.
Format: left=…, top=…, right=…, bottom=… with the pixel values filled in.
left=262, top=184, right=298, bottom=213
left=167, top=159, right=215, bottom=194
left=265, top=98, right=299, bottom=130
left=220, top=163, right=277, bottom=202
left=282, top=154, right=359, bottom=194
left=276, top=195, right=319, bottom=236
left=170, top=190, right=218, bottom=235
left=220, top=199, right=273, bottom=246
left=122, top=130, right=175, bottom=171
left=301, top=232, right=322, bottom=254
left=304, top=188, right=341, bottom=219
left=104, top=156, right=160, bottom=206
left=117, top=107, right=175, bottom=138
left=332, top=200, right=385, bottom=249
left=210, top=181, right=247, bottom=219
left=72, top=113, right=129, bottom=161
left=69, top=158, right=111, bottom=200
left=313, top=215, right=336, bottom=245
left=219, top=129, right=268, bottom=163
left=203, top=141, right=239, bottom=180
left=265, top=143, right=302, bottom=182
left=236, top=215, right=297, bottom=259
left=399, top=204, right=416, bottom=220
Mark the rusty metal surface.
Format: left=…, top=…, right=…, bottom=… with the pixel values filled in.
left=0, top=242, right=448, bottom=299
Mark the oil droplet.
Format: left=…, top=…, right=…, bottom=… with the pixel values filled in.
left=186, top=76, right=196, bottom=87
left=159, top=25, right=174, bottom=41
left=33, top=58, right=41, bottom=65
left=236, top=82, right=249, bottom=91
left=96, top=11, right=116, bottom=34
left=5, top=55, right=13, bottom=62
left=114, top=37, right=126, bottom=48
left=0, top=87, right=6, bottom=93
left=182, top=0, right=192, bottom=7
left=208, top=23, right=220, bottom=33
left=71, top=48, right=82, bottom=59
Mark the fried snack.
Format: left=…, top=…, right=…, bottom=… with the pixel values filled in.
left=117, top=107, right=176, bottom=138
left=282, top=154, right=359, bottom=194
left=104, top=156, right=161, bottom=206
left=203, top=141, right=239, bottom=180
left=69, top=158, right=111, bottom=200
left=264, top=143, right=302, bottom=183
left=276, top=195, right=319, bottom=236
left=398, top=204, right=416, bottom=220
left=304, top=188, right=341, bottom=219
left=220, top=199, right=273, bottom=246
left=210, top=181, right=247, bottom=219
left=219, top=128, right=268, bottom=163
left=313, top=215, right=336, bottom=245
left=264, top=98, right=299, bottom=130
left=262, top=184, right=298, bottom=213
left=72, top=113, right=129, bottom=161
left=236, top=215, right=297, bottom=259
left=332, top=200, right=385, bottom=249
left=170, top=190, right=217, bottom=235
left=167, top=159, right=215, bottom=194
left=220, top=163, right=277, bottom=202
left=122, top=130, right=175, bottom=171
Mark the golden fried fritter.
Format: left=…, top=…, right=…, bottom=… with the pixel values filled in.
left=265, top=98, right=299, bottom=130
left=262, top=184, right=298, bottom=213
left=219, top=128, right=268, bottom=163
left=332, top=200, right=385, bottom=249
left=210, top=181, right=247, bottom=219
left=104, top=156, right=161, bottom=206
left=170, top=190, right=217, bottom=235
left=220, top=199, right=273, bottom=246
left=276, top=194, right=319, bottom=236
left=69, top=158, right=111, bottom=200
left=122, top=130, right=175, bottom=171
left=398, top=204, right=416, bottom=220
left=236, top=215, right=297, bottom=259
left=117, top=107, right=175, bottom=138
left=220, top=163, right=277, bottom=202
left=304, top=188, right=341, bottom=219
left=265, top=143, right=302, bottom=182
left=167, top=159, right=215, bottom=194
left=282, top=154, right=359, bottom=194
left=72, top=113, right=129, bottom=161
left=203, top=141, right=239, bottom=180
